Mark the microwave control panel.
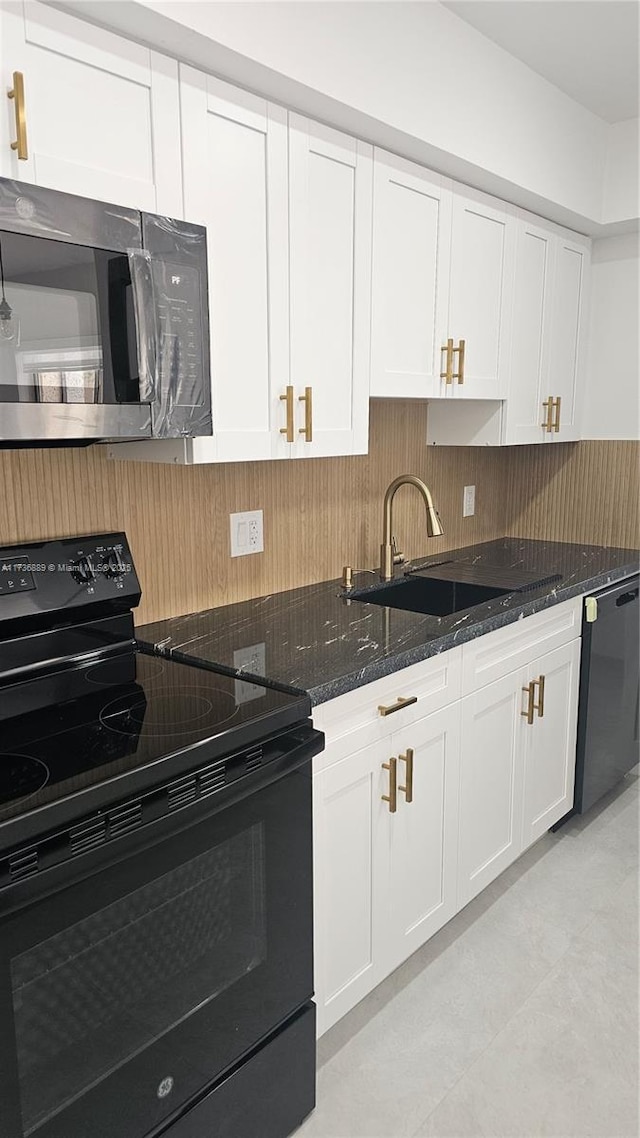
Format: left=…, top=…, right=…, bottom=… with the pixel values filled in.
left=153, top=260, right=205, bottom=408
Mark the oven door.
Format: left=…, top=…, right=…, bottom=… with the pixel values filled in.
left=0, top=751, right=314, bottom=1138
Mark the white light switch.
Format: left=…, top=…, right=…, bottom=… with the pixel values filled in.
left=463, top=485, right=475, bottom=517
left=230, top=510, right=264, bottom=557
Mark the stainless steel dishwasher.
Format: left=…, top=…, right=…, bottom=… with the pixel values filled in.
left=574, top=575, right=639, bottom=813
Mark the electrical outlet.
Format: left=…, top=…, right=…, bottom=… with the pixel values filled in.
left=233, top=643, right=267, bottom=704
left=230, top=510, right=264, bottom=557
left=463, top=485, right=475, bottom=517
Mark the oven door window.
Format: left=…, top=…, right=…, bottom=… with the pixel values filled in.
left=0, top=230, right=141, bottom=406
left=0, top=767, right=312, bottom=1138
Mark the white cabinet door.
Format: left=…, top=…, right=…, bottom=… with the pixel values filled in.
left=181, top=70, right=290, bottom=464
left=503, top=218, right=555, bottom=444
left=385, top=704, right=460, bottom=972
left=313, top=738, right=389, bottom=1037
left=446, top=187, right=515, bottom=400
left=522, top=638, right=580, bottom=847
left=370, top=151, right=451, bottom=399
left=546, top=235, right=590, bottom=441
left=458, top=672, right=525, bottom=907
left=289, top=115, right=372, bottom=457
left=0, top=1, right=181, bottom=214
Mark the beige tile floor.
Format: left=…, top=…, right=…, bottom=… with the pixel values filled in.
left=297, top=770, right=639, bottom=1138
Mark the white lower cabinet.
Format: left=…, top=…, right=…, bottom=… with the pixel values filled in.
left=313, top=601, right=582, bottom=1036
left=457, top=673, right=525, bottom=908
left=458, top=636, right=580, bottom=907
left=522, top=638, right=580, bottom=848
left=313, top=702, right=460, bottom=1037
left=312, top=736, right=388, bottom=1036
left=384, top=710, right=461, bottom=974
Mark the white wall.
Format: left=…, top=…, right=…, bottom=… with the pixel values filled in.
left=59, top=0, right=610, bottom=230
left=603, top=118, right=640, bottom=225
left=583, top=234, right=640, bottom=440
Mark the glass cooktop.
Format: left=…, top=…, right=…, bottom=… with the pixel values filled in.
left=0, top=651, right=308, bottom=829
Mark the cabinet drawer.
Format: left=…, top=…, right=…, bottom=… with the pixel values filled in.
left=461, top=598, right=581, bottom=693
left=312, top=647, right=462, bottom=767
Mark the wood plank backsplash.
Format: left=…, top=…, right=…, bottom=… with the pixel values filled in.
left=503, top=440, right=640, bottom=549
left=0, top=402, right=637, bottom=625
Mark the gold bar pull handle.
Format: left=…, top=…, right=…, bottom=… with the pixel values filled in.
left=298, top=386, right=313, bottom=442
left=453, top=339, right=466, bottom=384
left=398, top=747, right=414, bottom=804
left=382, top=756, right=397, bottom=814
left=8, top=71, right=28, bottom=161
left=521, top=681, right=535, bottom=725
left=533, top=674, right=545, bottom=718
left=553, top=396, right=561, bottom=433
left=378, top=695, right=418, bottom=718
left=279, top=385, right=294, bottom=443
left=440, top=338, right=454, bottom=384
left=541, top=396, right=554, bottom=433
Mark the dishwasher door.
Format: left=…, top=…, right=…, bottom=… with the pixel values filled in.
left=575, top=575, right=640, bottom=814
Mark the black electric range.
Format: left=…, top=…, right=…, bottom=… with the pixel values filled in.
left=0, top=533, right=321, bottom=1138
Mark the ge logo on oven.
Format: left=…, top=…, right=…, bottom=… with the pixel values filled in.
left=157, top=1076, right=174, bottom=1099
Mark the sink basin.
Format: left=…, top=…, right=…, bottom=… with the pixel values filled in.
left=352, top=575, right=512, bottom=617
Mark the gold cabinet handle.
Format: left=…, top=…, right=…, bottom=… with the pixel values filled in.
left=279, top=385, right=294, bottom=442
left=542, top=396, right=554, bottom=433
left=521, top=681, right=535, bottom=725
left=8, top=71, right=28, bottom=161
left=298, top=386, right=313, bottom=442
left=382, top=756, right=397, bottom=813
left=398, top=748, right=414, bottom=804
left=533, top=674, right=545, bottom=718
left=453, top=339, right=465, bottom=384
left=378, top=695, right=418, bottom=718
left=552, top=396, right=561, bottom=433
left=440, top=338, right=454, bottom=384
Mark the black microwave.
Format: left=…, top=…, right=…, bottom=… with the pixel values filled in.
left=0, top=177, right=211, bottom=444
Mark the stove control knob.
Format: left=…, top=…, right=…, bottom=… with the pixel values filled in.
left=102, top=549, right=126, bottom=578
left=71, top=556, right=95, bottom=585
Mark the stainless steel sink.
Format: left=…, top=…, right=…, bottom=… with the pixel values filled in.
left=352, top=574, right=512, bottom=617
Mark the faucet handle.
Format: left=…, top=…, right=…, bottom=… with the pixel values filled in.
left=392, top=537, right=406, bottom=566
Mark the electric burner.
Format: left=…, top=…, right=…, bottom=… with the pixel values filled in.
left=100, top=688, right=237, bottom=737
left=85, top=657, right=165, bottom=686
left=0, top=754, right=49, bottom=807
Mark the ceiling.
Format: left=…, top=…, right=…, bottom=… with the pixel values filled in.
left=443, top=1, right=639, bottom=123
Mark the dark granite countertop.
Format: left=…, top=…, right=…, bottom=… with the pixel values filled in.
left=137, top=539, right=639, bottom=706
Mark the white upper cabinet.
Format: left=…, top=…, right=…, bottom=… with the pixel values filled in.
left=112, top=94, right=373, bottom=464
left=502, top=217, right=556, bottom=444
left=180, top=70, right=290, bottom=464
left=288, top=116, right=372, bottom=457
left=370, top=151, right=451, bottom=399
left=446, top=187, right=516, bottom=400
left=502, top=220, right=590, bottom=445
left=370, top=160, right=515, bottom=404
left=546, top=234, right=590, bottom=441
left=428, top=213, right=591, bottom=446
left=0, top=1, right=182, bottom=215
